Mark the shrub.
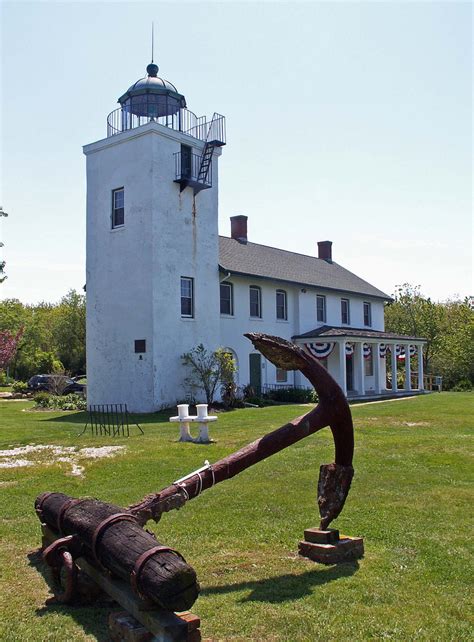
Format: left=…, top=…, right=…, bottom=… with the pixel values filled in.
left=33, top=392, right=86, bottom=411
left=264, top=387, right=318, bottom=403
left=11, top=380, right=28, bottom=394
left=0, top=371, right=13, bottom=386
left=33, top=392, right=51, bottom=408
left=450, top=379, right=473, bottom=392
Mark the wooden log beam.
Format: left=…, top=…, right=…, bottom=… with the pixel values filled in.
left=35, top=492, right=199, bottom=612
left=130, top=333, right=354, bottom=530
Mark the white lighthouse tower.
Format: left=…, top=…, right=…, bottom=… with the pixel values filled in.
left=84, top=59, right=226, bottom=412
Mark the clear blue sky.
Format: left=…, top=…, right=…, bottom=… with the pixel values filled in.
left=1, top=1, right=472, bottom=304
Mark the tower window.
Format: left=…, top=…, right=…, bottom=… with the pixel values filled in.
left=112, top=187, right=124, bottom=228
left=276, top=290, right=287, bottom=320
left=316, top=295, right=326, bottom=323
left=249, top=286, right=262, bottom=318
left=220, top=282, right=233, bottom=315
left=181, top=277, right=194, bottom=318
left=341, top=298, right=350, bottom=324
left=181, top=145, right=192, bottom=179
left=363, top=302, right=372, bottom=327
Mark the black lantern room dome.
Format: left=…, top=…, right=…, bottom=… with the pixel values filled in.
left=118, top=62, right=187, bottom=119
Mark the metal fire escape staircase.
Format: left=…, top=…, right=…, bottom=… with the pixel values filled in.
left=174, top=113, right=226, bottom=195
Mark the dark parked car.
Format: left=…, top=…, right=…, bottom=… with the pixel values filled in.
left=27, top=374, right=85, bottom=395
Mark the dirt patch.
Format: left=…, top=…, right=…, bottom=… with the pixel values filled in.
left=0, top=444, right=125, bottom=477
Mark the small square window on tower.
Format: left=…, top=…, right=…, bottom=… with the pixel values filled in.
left=134, top=339, right=146, bottom=353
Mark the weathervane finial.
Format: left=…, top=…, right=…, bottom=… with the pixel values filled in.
left=147, top=22, right=159, bottom=76
left=151, top=21, right=154, bottom=62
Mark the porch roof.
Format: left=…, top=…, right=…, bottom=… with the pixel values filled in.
left=292, top=325, right=427, bottom=343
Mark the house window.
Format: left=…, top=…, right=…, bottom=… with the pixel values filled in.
left=316, top=295, right=326, bottom=323
left=276, top=367, right=287, bottom=383
left=181, top=277, right=194, bottom=317
left=134, top=339, right=146, bottom=353
left=276, top=290, right=287, bottom=320
left=364, top=351, right=373, bottom=376
left=363, top=302, right=372, bottom=327
left=249, top=286, right=261, bottom=318
left=341, top=298, right=350, bottom=324
left=112, top=188, right=124, bottom=228
left=220, top=282, right=233, bottom=315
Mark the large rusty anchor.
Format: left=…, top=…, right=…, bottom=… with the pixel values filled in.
left=36, top=333, right=357, bottom=611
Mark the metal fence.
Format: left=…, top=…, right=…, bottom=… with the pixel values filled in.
left=106, top=107, right=226, bottom=144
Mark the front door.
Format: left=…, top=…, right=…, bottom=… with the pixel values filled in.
left=249, top=353, right=262, bottom=395
left=346, top=355, right=354, bottom=391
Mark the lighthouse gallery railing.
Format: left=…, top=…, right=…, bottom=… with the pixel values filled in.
left=106, top=107, right=226, bottom=144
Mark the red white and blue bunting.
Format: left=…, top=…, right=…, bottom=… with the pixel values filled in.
left=379, top=343, right=389, bottom=358
left=345, top=342, right=354, bottom=357
left=397, top=345, right=418, bottom=360
left=363, top=343, right=372, bottom=359
left=304, top=342, right=335, bottom=359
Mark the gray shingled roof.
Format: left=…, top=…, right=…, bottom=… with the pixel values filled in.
left=219, top=237, right=391, bottom=300
left=292, top=325, right=426, bottom=342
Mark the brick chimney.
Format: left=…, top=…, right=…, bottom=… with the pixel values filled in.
left=230, top=215, right=248, bottom=244
left=318, top=240, right=332, bottom=262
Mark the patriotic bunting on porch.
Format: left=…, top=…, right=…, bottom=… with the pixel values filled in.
left=363, top=343, right=371, bottom=359
left=397, top=345, right=418, bottom=360
left=345, top=342, right=354, bottom=357
left=379, top=343, right=388, bottom=358
left=304, top=342, right=335, bottom=359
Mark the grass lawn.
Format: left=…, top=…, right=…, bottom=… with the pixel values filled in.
left=0, top=393, right=473, bottom=641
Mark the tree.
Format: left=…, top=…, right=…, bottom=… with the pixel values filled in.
left=430, top=298, right=474, bottom=389
left=52, top=290, right=86, bottom=373
left=0, top=327, right=24, bottom=371
left=385, top=284, right=474, bottom=388
left=181, top=344, right=236, bottom=404
left=385, top=284, right=441, bottom=373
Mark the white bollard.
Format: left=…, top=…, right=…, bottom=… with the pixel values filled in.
left=177, top=404, right=189, bottom=419
left=170, top=403, right=217, bottom=443
left=196, top=404, right=209, bottom=420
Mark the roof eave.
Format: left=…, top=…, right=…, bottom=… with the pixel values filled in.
left=218, top=265, right=391, bottom=302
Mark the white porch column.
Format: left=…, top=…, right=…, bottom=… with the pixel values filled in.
left=337, top=341, right=347, bottom=396
left=405, top=343, right=412, bottom=391
left=354, top=341, right=365, bottom=396
left=373, top=342, right=381, bottom=394
left=391, top=344, right=398, bottom=392
left=417, top=344, right=424, bottom=390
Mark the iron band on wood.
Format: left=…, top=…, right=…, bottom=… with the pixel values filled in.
left=130, top=545, right=186, bottom=600
left=91, top=513, right=138, bottom=566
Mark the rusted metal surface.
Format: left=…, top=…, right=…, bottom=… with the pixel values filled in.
left=130, top=333, right=354, bottom=530
left=42, top=536, right=81, bottom=603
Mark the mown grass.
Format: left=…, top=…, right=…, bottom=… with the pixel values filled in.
left=0, top=393, right=473, bottom=641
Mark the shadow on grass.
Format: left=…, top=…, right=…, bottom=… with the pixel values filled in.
left=27, top=550, right=113, bottom=642
left=202, top=561, right=359, bottom=604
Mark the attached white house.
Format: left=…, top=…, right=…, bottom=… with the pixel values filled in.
left=84, top=59, right=426, bottom=412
